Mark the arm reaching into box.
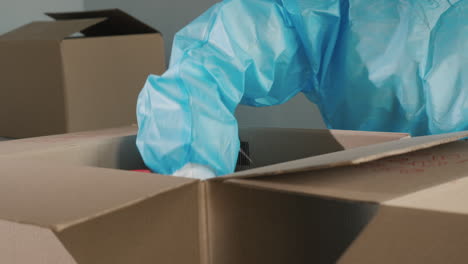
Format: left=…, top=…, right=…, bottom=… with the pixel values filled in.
left=137, top=0, right=468, bottom=178
left=136, top=0, right=321, bottom=176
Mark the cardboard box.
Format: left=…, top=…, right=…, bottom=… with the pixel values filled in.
left=0, top=127, right=468, bottom=263
left=0, top=9, right=165, bottom=138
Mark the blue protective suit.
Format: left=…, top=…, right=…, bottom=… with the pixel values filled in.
left=137, top=0, right=468, bottom=176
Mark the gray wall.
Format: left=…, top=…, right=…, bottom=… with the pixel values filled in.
left=1, top=0, right=324, bottom=129
left=84, top=0, right=218, bottom=65
left=0, top=0, right=83, bottom=34
left=84, top=0, right=326, bottom=129
left=236, top=95, right=325, bottom=129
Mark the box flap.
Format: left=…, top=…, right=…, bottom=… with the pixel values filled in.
left=226, top=140, right=468, bottom=203
left=0, top=18, right=106, bottom=41
left=46, top=9, right=159, bottom=37
left=56, top=182, right=201, bottom=264
left=385, top=174, right=468, bottom=215
left=0, top=220, right=77, bottom=263
left=338, top=206, right=468, bottom=264
left=237, top=128, right=408, bottom=170
left=0, top=158, right=197, bottom=231
left=0, top=126, right=137, bottom=157
left=223, top=131, right=468, bottom=180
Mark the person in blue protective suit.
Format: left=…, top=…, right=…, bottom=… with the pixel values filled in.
left=136, top=0, right=468, bottom=178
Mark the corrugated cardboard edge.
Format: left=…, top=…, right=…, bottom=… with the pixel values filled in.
left=328, top=129, right=410, bottom=138
left=59, top=42, right=70, bottom=132
left=198, top=182, right=210, bottom=264
left=0, top=18, right=107, bottom=41
left=219, top=131, right=468, bottom=181
left=0, top=126, right=137, bottom=154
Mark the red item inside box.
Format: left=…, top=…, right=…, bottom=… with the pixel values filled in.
left=132, top=169, right=152, bottom=173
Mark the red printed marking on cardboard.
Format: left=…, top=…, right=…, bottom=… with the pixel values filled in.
left=361, top=151, right=467, bottom=175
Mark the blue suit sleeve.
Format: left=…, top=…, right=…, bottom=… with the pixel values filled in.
left=136, top=0, right=313, bottom=176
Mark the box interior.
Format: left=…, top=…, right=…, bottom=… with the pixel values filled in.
left=46, top=9, right=159, bottom=38
left=238, top=128, right=407, bottom=170
left=3, top=128, right=405, bottom=173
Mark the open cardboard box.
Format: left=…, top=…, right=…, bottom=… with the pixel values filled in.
left=0, top=9, right=165, bottom=138
left=0, top=126, right=468, bottom=263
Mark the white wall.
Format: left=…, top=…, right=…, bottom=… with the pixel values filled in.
left=0, top=0, right=84, bottom=34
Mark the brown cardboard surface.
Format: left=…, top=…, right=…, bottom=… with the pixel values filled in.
left=0, top=40, right=66, bottom=137
left=329, top=129, right=410, bottom=149
left=385, top=170, right=468, bottom=214
left=1, top=127, right=468, bottom=263
left=0, top=18, right=106, bottom=40
left=0, top=158, right=195, bottom=229
left=205, top=181, right=377, bottom=264
left=57, top=183, right=201, bottom=264
left=198, top=182, right=210, bottom=264
left=225, top=130, right=468, bottom=180
left=0, top=135, right=143, bottom=170
left=0, top=126, right=137, bottom=157
left=0, top=10, right=165, bottom=138
left=0, top=156, right=201, bottom=263
left=338, top=206, right=468, bottom=264
left=227, top=141, right=468, bottom=203
left=61, top=33, right=164, bottom=132
left=0, top=220, right=77, bottom=263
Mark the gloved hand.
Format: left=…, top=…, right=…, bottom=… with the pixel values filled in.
left=173, top=163, right=216, bottom=180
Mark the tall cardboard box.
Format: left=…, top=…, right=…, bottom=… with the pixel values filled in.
left=0, top=9, right=165, bottom=138
left=1, top=127, right=468, bottom=263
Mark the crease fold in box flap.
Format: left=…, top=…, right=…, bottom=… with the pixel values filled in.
left=0, top=158, right=197, bottom=231
left=0, top=18, right=107, bottom=41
